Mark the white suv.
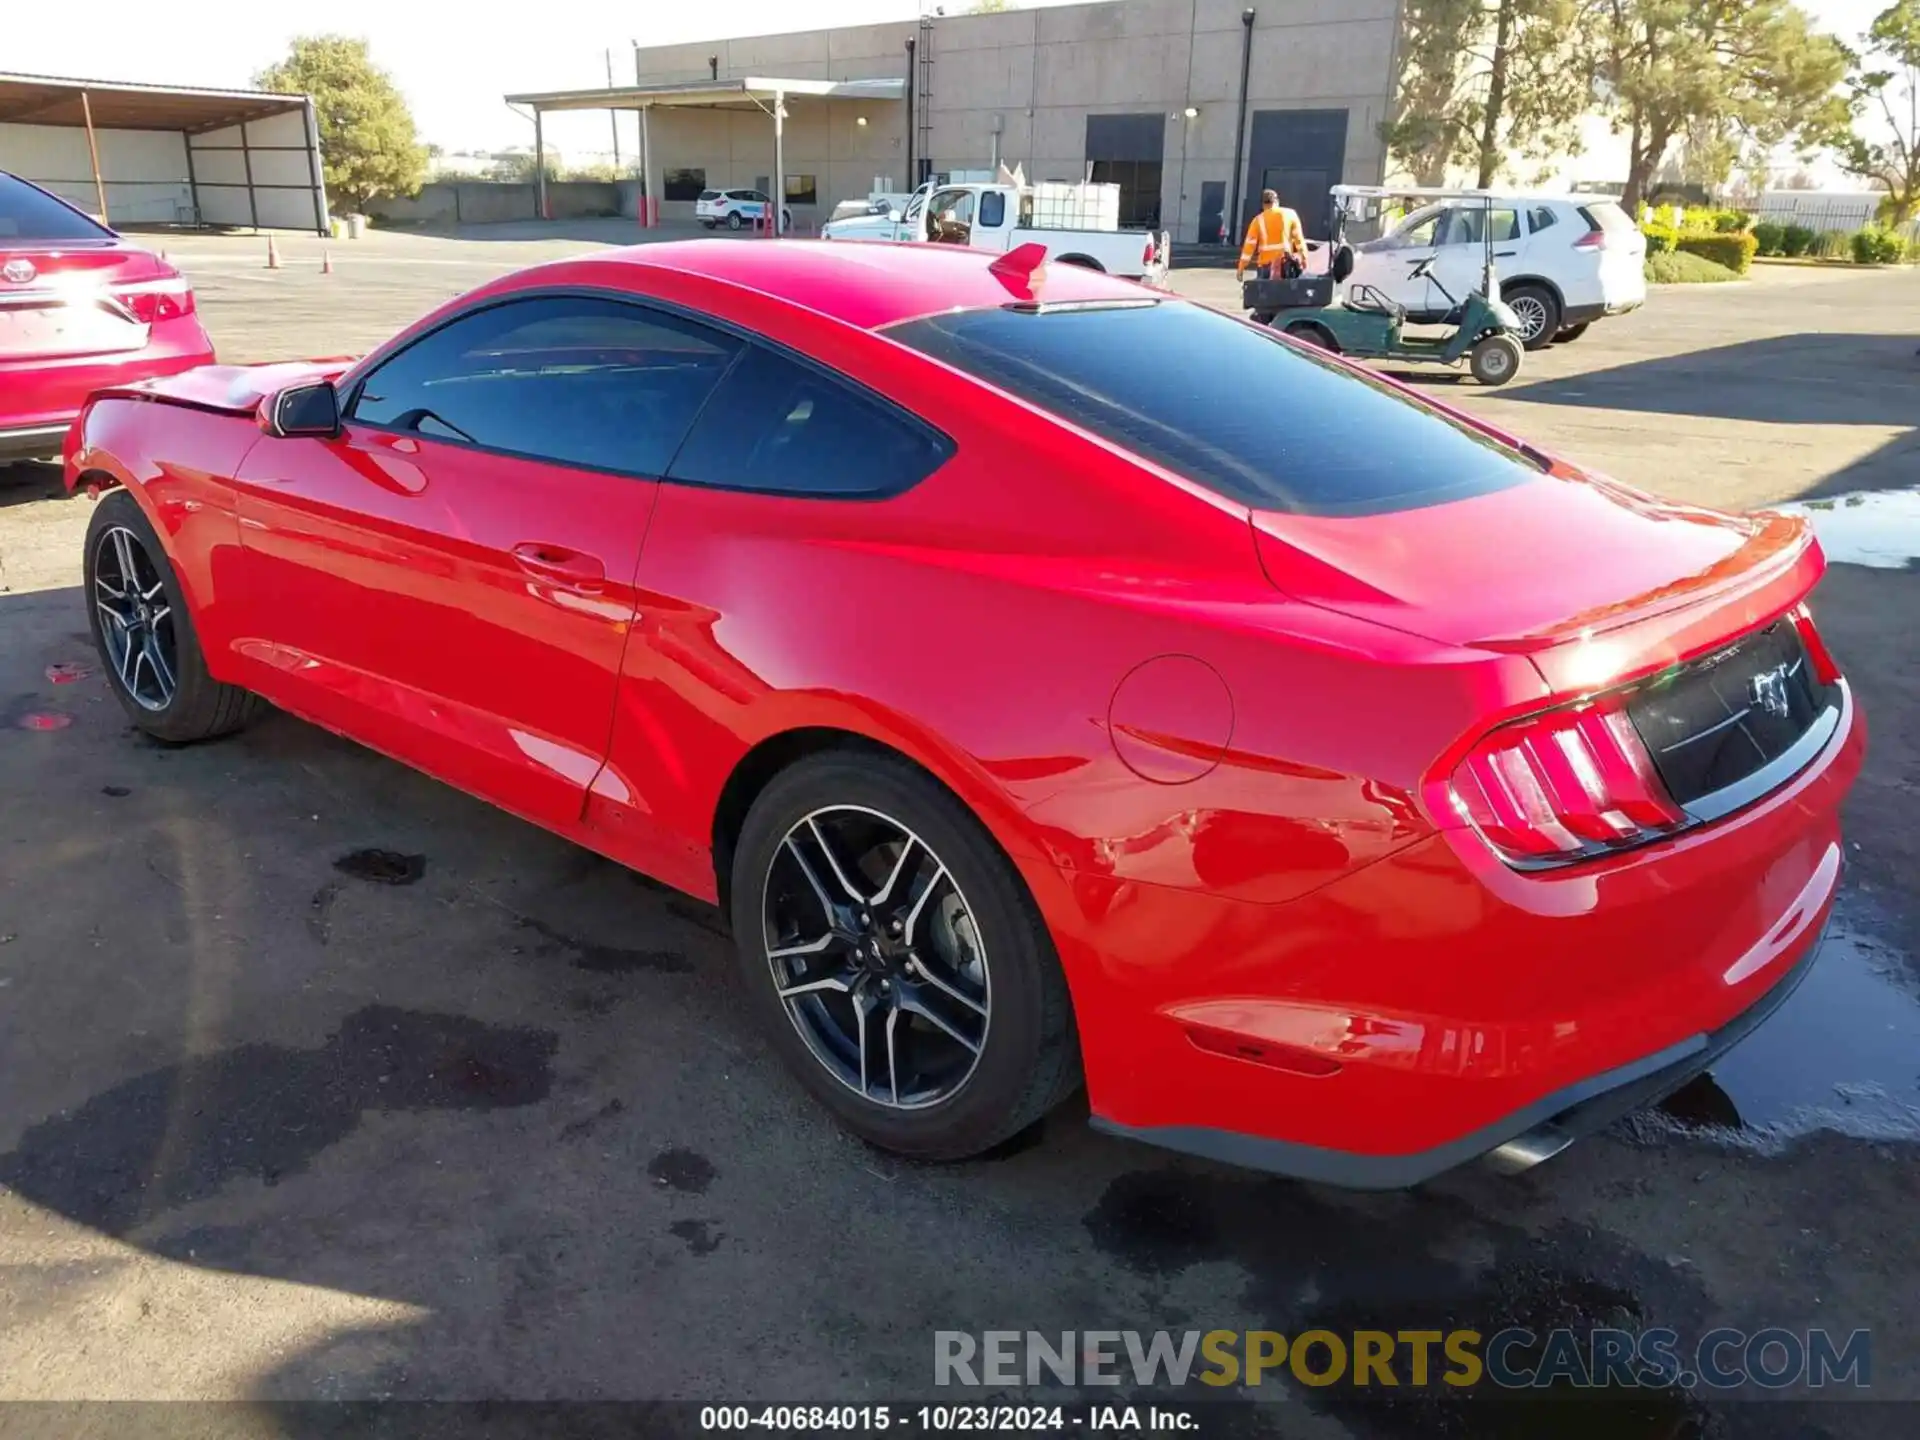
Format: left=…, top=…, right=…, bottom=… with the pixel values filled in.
left=695, top=188, right=793, bottom=233
left=1343, top=195, right=1646, bottom=349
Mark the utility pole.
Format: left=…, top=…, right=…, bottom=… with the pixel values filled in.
left=606, top=49, right=622, bottom=171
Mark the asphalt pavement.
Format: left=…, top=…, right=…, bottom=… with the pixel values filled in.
left=0, top=229, right=1915, bottom=1436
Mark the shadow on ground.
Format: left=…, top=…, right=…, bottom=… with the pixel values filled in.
left=0, top=549, right=1914, bottom=1434
left=1489, top=333, right=1920, bottom=499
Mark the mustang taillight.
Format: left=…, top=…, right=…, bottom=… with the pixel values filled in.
left=1449, top=699, right=1683, bottom=866
left=113, top=278, right=196, bottom=324
left=1788, top=602, right=1841, bottom=684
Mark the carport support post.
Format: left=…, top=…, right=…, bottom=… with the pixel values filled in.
left=770, top=88, right=785, bottom=238
left=534, top=107, right=548, bottom=220
left=640, top=103, right=654, bottom=228
left=303, top=98, right=330, bottom=236
left=79, top=89, right=108, bottom=224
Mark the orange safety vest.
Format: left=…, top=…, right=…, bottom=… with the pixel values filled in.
left=1238, top=205, right=1305, bottom=273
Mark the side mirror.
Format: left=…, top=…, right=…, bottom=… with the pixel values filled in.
left=887, top=208, right=902, bottom=223
left=267, top=381, right=340, bottom=439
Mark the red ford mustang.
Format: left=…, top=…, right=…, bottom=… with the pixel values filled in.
left=64, top=239, right=1862, bottom=1186
left=2, top=171, right=214, bottom=462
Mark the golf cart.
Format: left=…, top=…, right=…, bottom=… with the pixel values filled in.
left=1243, top=185, right=1527, bottom=386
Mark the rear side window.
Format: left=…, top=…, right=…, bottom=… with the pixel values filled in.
left=1528, top=204, right=1557, bottom=233
left=0, top=173, right=113, bottom=241
left=979, top=190, right=1006, bottom=228
left=890, top=302, right=1537, bottom=516
left=668, top=345, right=951, bottom=497
left=348, top=294, right=739, bottom=475
left=1580, top=201, right=1637, bottom=235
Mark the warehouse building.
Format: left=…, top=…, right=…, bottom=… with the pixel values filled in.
left=508, top=0, right=1400, bottom=245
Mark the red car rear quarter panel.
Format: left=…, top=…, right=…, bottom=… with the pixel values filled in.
left=69, top=398, right=258, bottom=675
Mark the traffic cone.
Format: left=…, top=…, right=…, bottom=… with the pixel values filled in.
left=321, top=249, right=333, bottom=275
left=266, top=235, right=281, bottom=269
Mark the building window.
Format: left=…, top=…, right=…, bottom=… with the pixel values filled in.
left=1089, top=160, right=1163, bottom=229
left=784, top=174, right=817, bottom=206
left=664, top=168, right=707, bottom=201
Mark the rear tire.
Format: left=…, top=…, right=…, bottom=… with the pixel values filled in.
left=727, top=213, right=744, bottom=231
left=1056, top=255, right=1103, bottom=271
left=1284, top=321, right=1340, bottom=353
left=1555, top=321, right=1591, bottom=343
left=1469, top=333, right=1523, bottom=386
left=1505, top=283, right=1560, bottom=351
left=84, top=488, right=265, bottom=743
left=729, top=751, right=1080, bottom=1161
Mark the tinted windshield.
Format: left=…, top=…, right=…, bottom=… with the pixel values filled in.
left=890, top=301, right=1539, bottom=516
left=0, top=173, right=114, bottom=242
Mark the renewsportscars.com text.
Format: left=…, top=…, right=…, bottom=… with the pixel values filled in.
left=934, top=1327, right=1871, bottom=1391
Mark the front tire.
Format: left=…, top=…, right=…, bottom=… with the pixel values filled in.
left=1505, top=283, right=1560, bottom=351
left=1470, top=333, right=1523, bottom=386
left=729, top=751, right=1080, bottom=1160
left=84, top=488, right=264, bottom=743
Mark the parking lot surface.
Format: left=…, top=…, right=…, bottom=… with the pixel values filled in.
left=1, top=227, right=1916, bottom=1434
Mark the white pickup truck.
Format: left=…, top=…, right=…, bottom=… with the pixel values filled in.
left=822, top=179, right=1169, bottom=284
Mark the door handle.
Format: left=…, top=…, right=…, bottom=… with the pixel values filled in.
left=1495, top=249, right=1517, bottom=257
left=513, top=543, right=606, bottom=591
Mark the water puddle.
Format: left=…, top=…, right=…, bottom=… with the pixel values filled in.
left=1635, top=898, right=1920, bottom=1151
left=1771, top=487, right=1920, bottom=570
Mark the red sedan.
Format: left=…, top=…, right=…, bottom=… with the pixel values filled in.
left=64, top=239, right=1862, bottom=1186
left=1, top=171, right=214, bottom=462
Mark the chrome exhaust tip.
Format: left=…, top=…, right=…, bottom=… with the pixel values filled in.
left=1485, top=1124, right=1576, bottom=1175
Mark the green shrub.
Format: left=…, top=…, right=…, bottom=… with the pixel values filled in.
left=1646, top=250, right=1740, bottom=283
left=1850, top=227, right=1906, bottom=264
left=1779, top=224, right=1817, bottom=257
left=1752, top=220, right=1785, bottom=255
left=1710, top=209, right=1751, bottom=233
left=1642, top=222, right=1677, bottom=254
left=1674, top=230, right=1758, bottom=273
left=1812, top=229, right=1852, bottom=259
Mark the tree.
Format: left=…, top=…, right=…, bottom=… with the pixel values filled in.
left=1381, top=0, right=1484, bottom=184
left=256, top=36, right=426, bottom=214
left=1381, top=1, right=1591, bottom=187
left=1839, top=0, right=1920, bottom=226
left=1590, top=0, right=1850, bottom=215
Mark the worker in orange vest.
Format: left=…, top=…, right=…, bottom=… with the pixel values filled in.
left=1236, top=189, right=1307, bottom=280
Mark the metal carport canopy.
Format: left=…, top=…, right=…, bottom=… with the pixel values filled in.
left=0, top=71, right=329, bottom=233
left=503, top=76, right=907, bottom=227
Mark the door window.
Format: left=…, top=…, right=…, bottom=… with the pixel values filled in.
left=348, top=295, right=740, bottom=477
left=666, top=345, right=951, bottom=498
left=928, top=188, right=975, bottom=242
left=1441, top=207, right=1521, bottom=245
left=1388, top=207, right=1443, bottom=248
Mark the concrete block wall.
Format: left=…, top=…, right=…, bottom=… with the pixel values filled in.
left=627, top=0, right=1399, bottom=239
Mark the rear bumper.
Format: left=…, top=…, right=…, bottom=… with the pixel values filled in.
left=1094, top=917, right=1826, bottom=1188
left=1562, top=295, right=1644, bottom=326
left=1, top=318, right=213, bottom=446
left=0, top=423, right=72, bottom=462
left=1039, top=684, right=1863, bottom=1187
